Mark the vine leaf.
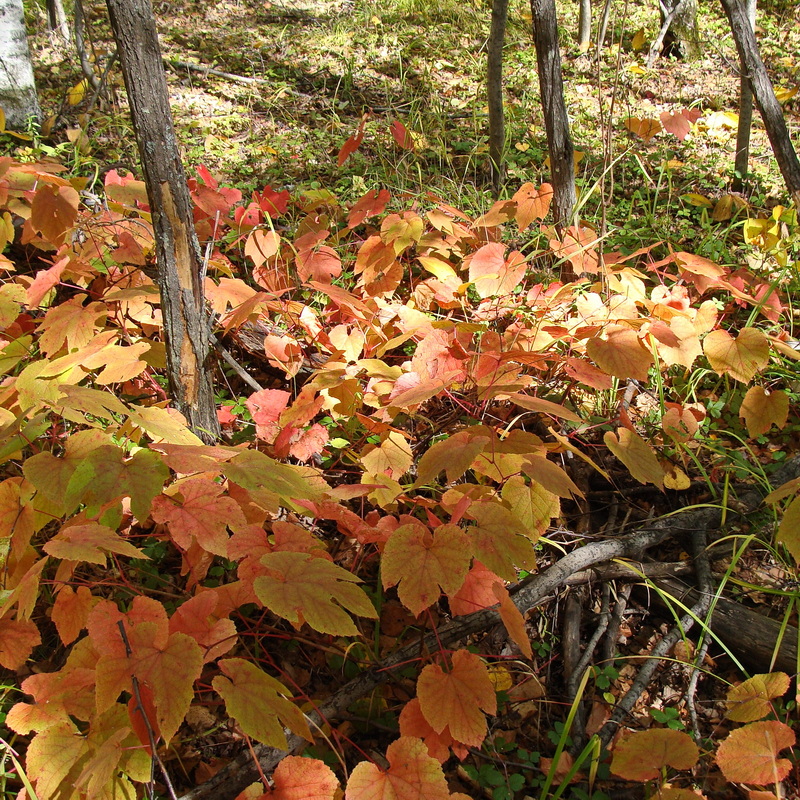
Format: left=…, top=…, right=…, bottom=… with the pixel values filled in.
left=254, top=755, right=340, bottom=799
left=168, top=590, right=237, bottom=663
left=703, top=327, right=769, bottom=383
left=253, top=551, right=378, bottom=635
left=586, top=327, right=653, bottom=380
left=212, top=659, right=312, bottom=750
left=415, top=430, right=490, bottom=487
left=604, top=428, right=665, bottom=488
left=467, top=501, right=537, bottom=580
left=399, top=697, right=468, bottom=763
left=382, top=522, right=471, bottom=616
left=151, top=476, right=247, bottom=556
left=716, top=721, right=795, bottom=784
left=726, top=672, right=790, bottom=723
left=610, top=729, right=699, bottom=781
left=776, top=495, right=800, bottom=564
left=493, top=582, right=533, bottom=659
left=43, top=521, right=145, bottom=565
left=417, top=650, right=496, bottom=747
left=739, top=387, right=789, bottom=438
left=51, top=585, right=97, bottom=645
left=345, top=736, right=450, bottom=800
left=0, top=617, right=41, bottom=669
left=449, top=561, right=505, bottom=616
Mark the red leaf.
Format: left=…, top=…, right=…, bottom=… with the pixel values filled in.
left=347, top=188, right=391, bottom=228
left=337, top=114, right=369, bottom=167
left=246, top=388, right=291, bottom=442
left=390, top=120, right=415, bottom=150
left=399, top=698, right=468, bottom=763
left=660, top=110, right=691, bottom=141
left=0, top=618, right=41, bottom=669
left=265, top=756, right=339, bottom=799
left=30, top=183, right=79, bottom=244
left=254, top=186, right=290, bottom=218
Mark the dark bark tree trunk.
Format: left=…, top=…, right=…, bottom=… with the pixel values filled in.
left=45, top=0, right=69, bottom=43
left=732, top=0, right=757, bottom=193
left=658, top=0, right=699, bottom=59
left=578, top=0, right=592, bottom=51
left=720, top=0, right=800, bottom=206
left=105, top=0, right=221, bottom=443
left=487, top=0, right=509, bottom=193
left=530, top=0, right=577, bottom=277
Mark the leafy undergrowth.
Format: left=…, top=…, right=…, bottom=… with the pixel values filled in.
left=0, top=154, right=799, bottom=800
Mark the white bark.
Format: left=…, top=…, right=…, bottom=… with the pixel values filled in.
left=0, top=0, right=41, bottom=130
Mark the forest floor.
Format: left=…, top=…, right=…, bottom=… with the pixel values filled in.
left=4, top=0, right=800, bottom=798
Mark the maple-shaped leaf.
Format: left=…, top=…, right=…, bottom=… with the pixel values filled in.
left=245, top=229, right=281, bottom=269
left=604, top=428, right=665, bottom=488
left=81, top=340, right=151, bottom=385
left=521, top=455, right=584, bottom=499
left=126, top=405, right=205, bottom=445
left=611, top=729, right=698, bottom=780
left=88, top=598, right=204, bottom=744
left=348, top=187, right=391, bottom=228
left=549, top=225, right=600, bottom=274
left=361, top=430, right=413, bottom=478
left=703, top=327, right=769, bottom=383
left=417, top=649, right=496, bottom=747
left=449, top=561, right=505, bottom=616
left=256, top=755, right=340, bottom=800
left=501, top=475, right=559, bottom=537
left=0, top=617, right=41, bottom=669
left=716, top=721, right=795, bottom=784
left=296, top=244, right=342, bottom=284
left=286, top=423, right=329, bottom=463
left=415, top=430, right=491, bottom=487
left=37, top=296, right=108, bottom=356
left=492, top=582, right=532, bottom=659
left=151, top=476, right=247, bottom=557
left=464, top=243, right=527, bottom=299
left=346, top=736, right=450, bottom=800
left=30, top=182, right=79, bottom=244
left=467, top=501, right=537, bottom=580
left=245, top=389, right=291, bottom=442
left=726, top=673, right=790, bottom=723
left=213, top=658, right=312, bottom=749
left=399, top=697, right=468, bottom=763
left=739, top=387, right=789, bottom=438
left=253, top=551, right=377, bottom=635
left=51, top=585, right=97, bottom=645
left=169, top=590, right=237, bottom=663
left=382, top=522, right=471, bottom=616
left=586, top=327, right=654, bottom=381
left=44, top=521, right=145, bottom=565
left=223, top=449, right=329, bottom=504
left=512, top=182, right=553, bottom=230
left=26, top=720, right=89, bottom=800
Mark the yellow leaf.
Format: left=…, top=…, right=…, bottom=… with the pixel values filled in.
left=683, top=193, right=713, bottom=208
left=515, top=142, right=530, bottom=152
left=775, top=86, right=798, bottom=104
left=67, top=79, right=88, bottom=106
left=739, top=387, right=789, bottom=438
left=631, top=28, right=647, bottom=51
left=628, top=64, right=647, bottom=75
left=604, top=428, right=665, bottom=488
left=703, top=327, right=769, bottom=383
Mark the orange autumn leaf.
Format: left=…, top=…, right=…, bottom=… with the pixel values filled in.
left=738, top=387, right=789, bottom=438
left=703, top=327, right=769, bottom=383
left=151, top=476, right=247, bottom=557
left=611, top=729, right=699, bottom=781
left=726, top=673, right=791, bottom=723
left=51, top=585, right=97, bottom=645
left=399, top=697, right=468, bottom=763
left=0, top=617, right=41, bottom=670
left=492, top=582, right=532, bottom=659
left=417, top=649, right=496, bottom=747
left=382, top=522, right=471, bottom=616
left=258, top=755, right=339, bottom=799
left=604, top=428, right=665, bottom=488
left=345, top=736, right=450, bottom=800
left=716, top=721, right=795, bottom=784
left=624, top=116, right=662, bottom=142
left=512, top=182, right=553, bottom=230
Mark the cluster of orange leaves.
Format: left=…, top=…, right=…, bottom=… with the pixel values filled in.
left=0, top=154, right=797, bottom=798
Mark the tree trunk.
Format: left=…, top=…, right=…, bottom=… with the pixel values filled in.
left=46, top=0, right=70, bottom=44
left=0, top=0, right=41, bottom=130
left=578, top=0, right=592, bottom=51
left=732, top=0, right=757, bottom=193
left=105, top=0, right=221, bottom=443
left=530, top=0, right=577, bottom=277
left=720, top=0, right=800, bottom=206
left=487, top=0, right=509, bottom=193
left=658, top=0, right=699, bottom=59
